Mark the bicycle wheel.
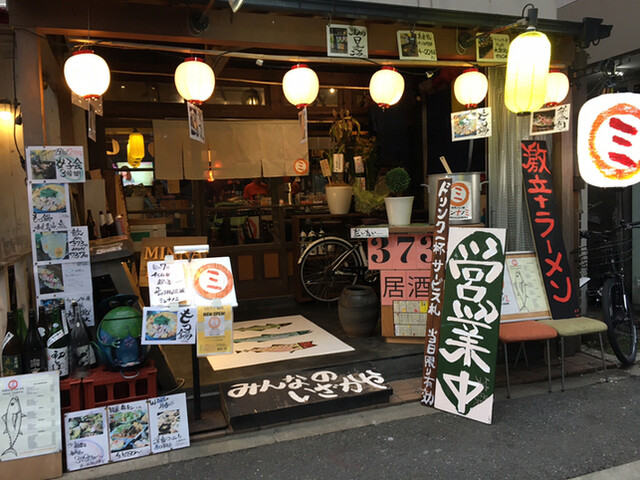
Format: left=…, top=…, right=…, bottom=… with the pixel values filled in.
left=299, top=237, right=363, bottom=302
left=602, top=276, right=637, bottom=366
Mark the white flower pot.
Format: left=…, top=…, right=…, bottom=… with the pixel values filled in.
left=384, top=196, right=414, bottom=225
left=326, top=185, right=353, bottom=214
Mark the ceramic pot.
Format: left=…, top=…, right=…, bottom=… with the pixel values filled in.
left=326, top=185, right=353, bottom=214
left=338, top=285, right=379, bottom=337
left=384, top=196, right=414, bottom=226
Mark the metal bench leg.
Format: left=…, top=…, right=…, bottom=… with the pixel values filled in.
left=560, top=337, right=565, bottom=392
left=598, top=332, right=608, bottom=383
left=504, top=343, right=511, bottom=399
left=546, top=339, right=552, bottom=393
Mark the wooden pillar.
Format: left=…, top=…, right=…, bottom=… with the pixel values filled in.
left=15, top=29, right=46, bottom=146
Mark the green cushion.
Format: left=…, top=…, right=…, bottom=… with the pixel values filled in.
left=539, top=317, right=608, bottom=336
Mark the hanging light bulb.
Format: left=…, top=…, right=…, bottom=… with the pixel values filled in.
left=543, top=69, right=570, bottom=107
left=63, top=49, right=111, bottom=99
left=504, top=28, right=551, bottom=114
left=453, top=68, right=488, bottom=108
left=174, top=57, right=215, bottom=105
left=282, top=64, right=319, bottom=109
left=369, top=67, right=404, bottom=109
left=127, top=131, right=145, bottom=168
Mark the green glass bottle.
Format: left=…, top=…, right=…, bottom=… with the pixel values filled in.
left=2, top=311, right=24, bottom=376
left=23, top=309, right=46, bottom=373
left=46, top=304, right=69, bottom=379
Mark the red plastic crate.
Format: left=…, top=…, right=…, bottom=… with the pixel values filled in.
left=59, top=377, right=83, bottom=413
left=82, top=359, right=157, bottom=409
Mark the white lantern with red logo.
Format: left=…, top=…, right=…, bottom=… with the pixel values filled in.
left=577, top=92, right=640, bottom=187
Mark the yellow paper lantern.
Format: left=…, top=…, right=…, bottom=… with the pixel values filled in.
left=282, top=64, right=319, bottom=109
left=577, top=92, right=640, bottom=188
left=127, top=132, right=145, bottom=167
left=453, top=68, right=488, bottom=108
left=544, top=70, right=570, bottom=107
left=504, top=29, right=550, bottom=114
left=174, top=57, right=215, bottom=105
left=369, top=67, right=404, bottom=109
left=63, top=49, right=111, bottom=99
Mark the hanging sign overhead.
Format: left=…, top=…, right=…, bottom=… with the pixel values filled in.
left=577, top=92, right=640, bottom=187
left=326, top=24, right=368, bottom=58
left=396, top=30, right=437, bottom=61
left=451, top=108, right=492, bottom=142
left=476, top=34, right=509, bottom=63
left=530, top=105, right=571, bottom=136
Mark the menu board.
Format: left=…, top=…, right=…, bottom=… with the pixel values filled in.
left=0, top=372, right=61, bottom=462
left=147, top=394, right=190, bottom=453
left=107, top=400, right=150, bottom=462
left=142, top=306, right=196, bottom=345
left=64, top=407, right=110, bottom=471
left=197, top=305, right=233, bottom=356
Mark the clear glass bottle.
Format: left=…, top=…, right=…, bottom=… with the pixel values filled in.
left=46, top=304, right=69, bottom=379
left=37, top=306, right=49, bottom=343
left=23, top=309, right=46, bottom=373
left=68, top=300, right=91, bottom=378
left=2, top=311, right=24, bottom=376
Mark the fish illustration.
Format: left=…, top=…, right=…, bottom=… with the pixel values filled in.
left=2, top=396, right=26, bottom=457
left=237, top=341, right=316, bottom=353
left=236, top=322, right=292, bottom=332
left=233, top=330, right=311, bottom=343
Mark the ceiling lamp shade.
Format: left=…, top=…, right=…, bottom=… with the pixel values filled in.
left=174, top=57, right=215, bottom=105
left=544, top=70, right=570, bottom=107
left=504, top=29, right=551, bottom=114
left=577, top=92, right=640, bottom=188
left=127, top=132, right=145, bottom=168
left=282, top=64, right=319, bottom=109
left=369, top=67, right=404, bottom=109
left=63, top=49, right=111, bottom=99
left=453, top=68, right=488, bottom=108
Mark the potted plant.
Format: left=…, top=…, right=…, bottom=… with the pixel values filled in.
left=384, top=167, right=413, bottom=225
left=325, top=109, right=360, bottom=214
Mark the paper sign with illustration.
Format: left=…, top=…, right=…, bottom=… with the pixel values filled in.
left=451, top=108, right=492, bottom=141
left=530, top=104, right=571, bottom=136
left=142, top=306, right=196, bottom=345
left=33, top=227, right=89, bottom=264
left=197, top=304, right=233, bottom=356
left=148, top=394, right=190, bottom=454
left=38, top=294, right=96, bottom=328
left=147, top=260, right=190, bottom=306
left=476, top=33, right=509, bottom=63
left=108, top=400, right=150, bottom=462
left=188, top=257, right=238, bottom=306
left=28, top=182, right=71, bottom=232
left=326, top=24, right=368, bottom=58
left=64, top=407, right=110, bottom=471
left=27, top=146, right=86, bottom=183
left=187, top=102, right=205, bottom=144
left=0, top=371, right=62, bottom=461
left=35, top=261, right=92, bottom=297
left=396, top=30, right=437, bottom=61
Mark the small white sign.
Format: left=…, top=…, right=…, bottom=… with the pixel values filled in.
left=27, top=146, right=86, bottom=183
left=142, top=306, right=196, bottom=345
left=451, top=107, right=492, bottom=142
left=397, top=30, right=437, bottom=61
left=351, top=227, right=389, bottom=239
left=327, top=24, right=368, bottom=58
left=187, top=102, right=205, bottom=144
left=332, top=153, right=344, bottom=173
left=147, top=260, right=190, bottom=306
left=148, top=393, right=190, bottom=454
left=530, top=104, right=571, bottom=136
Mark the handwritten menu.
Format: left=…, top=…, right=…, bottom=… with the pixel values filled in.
left=147, top=260, right=190, bottom=306
left=397, top=30, right=437, bottom=61
left=142, top=306, right=196, bottom=345
left=326, top=24, right=368, bottom=58
left=27, top=146, right=86, bottom=183
left=197, top=305, right=233, bottom=356
left=107, top=400, right=150, bottom=462
left=0, top=371, right=62, bottom=462
left=64, top=407, right=110, bottom=471
left=147, top=394, right=190, bottom=454
left=29, top=182, right=71, bottom=232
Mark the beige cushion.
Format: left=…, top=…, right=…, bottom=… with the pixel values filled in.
left=539, top=317, right=608, bottom=337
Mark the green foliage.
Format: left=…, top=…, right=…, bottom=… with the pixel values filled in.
left=353, top=180, right=388, bottom=214
left=385, top=167, right=410, bottom=195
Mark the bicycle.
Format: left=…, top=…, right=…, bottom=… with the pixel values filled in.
left=298, top=234, right=378, bottom=302
left=575, top=220, right=640, bottom=366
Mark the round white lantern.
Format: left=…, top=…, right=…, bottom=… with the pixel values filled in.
left=544, top=70, right=570, bottom=107
left=174, top=57, right=215, bottom=105
left=282, top=64, right=319, bottom=108
left=64, top=49, right=111, bottom=99
left=369, top=67, right=404, bottom=109
left=504, top=29, right=550, bottom=114
left=453, top=68, right=488, bottom=108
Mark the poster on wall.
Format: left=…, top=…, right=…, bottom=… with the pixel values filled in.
left=530, top=105, right=571, bottom=136
left=107, top=400, right=150, bottom=462
left=27, top=146, right=86, bottom=183
left=326, top=24, right=368, bottom=58
left=434, top=227, right=506, bottom=424
left=142, top=306, right=196, bottom=345
left=147, top=394, right=190, bottom=454
left=64, top=407, right=110, bottom=471
left=451, top=108, right=492, bottom=141
left=0, top=372, right=62, bottom=462
left=396, top=30, right=437, bottom=61
left=476, top=34, right=509, bottom=63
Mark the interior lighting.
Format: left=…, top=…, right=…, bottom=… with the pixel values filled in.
left=543, top=70, right=570, bottom=107
left=453, top=68, right=488, bottom=108
left=174, top=57, right=215, bottom=105
left=369, top=67, right=404, bottom=109
left=0, top=99, right=12, bottom=121
left=282, top=64, right=319, bottom=109
left=127, top=131, right=145, bottom=168
left=63, top=49, right=111, bottom=99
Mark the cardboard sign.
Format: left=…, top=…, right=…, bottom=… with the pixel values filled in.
left=434, top=227, right=506, bottom=424
left=107, top=400, right=150, bottom=462
left=148, top=394, right=190, bottom=454
left=64, top=407, right=110, bottom=471
left=197, top=304, right=233, bottom=356
left=420, top=178, right=452, bottom=407
left=142, top=306, right=196, bottom=345
left=138, top=236, right=208, bottom=287
left=521, top=140, right=580, bottom=318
